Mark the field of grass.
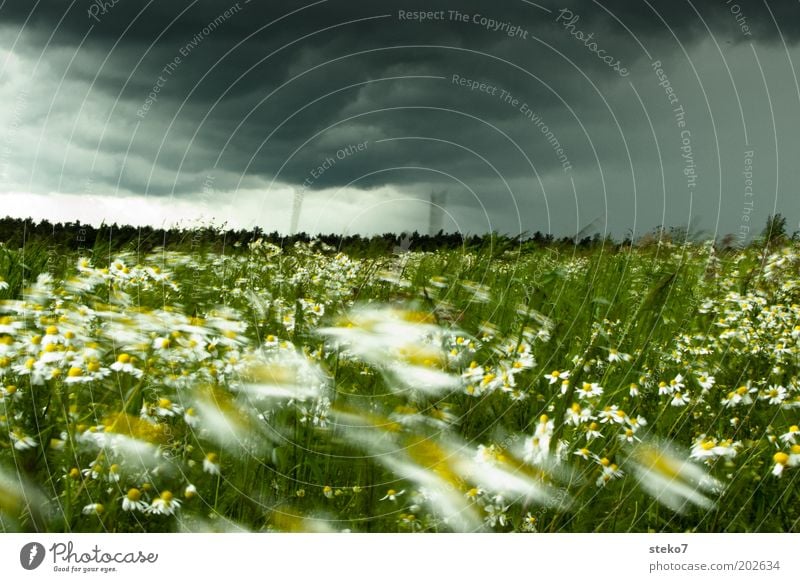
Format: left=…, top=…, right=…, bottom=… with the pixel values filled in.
left=1, top=235, right=799, bottom=532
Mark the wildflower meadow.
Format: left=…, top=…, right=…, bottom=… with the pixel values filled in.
left=1, top=228, right=799, bottom=533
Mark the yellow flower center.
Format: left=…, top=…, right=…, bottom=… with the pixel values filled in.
left=774, top=452, right=790, bottom=465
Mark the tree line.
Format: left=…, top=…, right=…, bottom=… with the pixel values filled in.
left=0, top=214, right=795, bottom=257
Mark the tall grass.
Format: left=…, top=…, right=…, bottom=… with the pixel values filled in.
left=0, top=237, right=798, bottom=532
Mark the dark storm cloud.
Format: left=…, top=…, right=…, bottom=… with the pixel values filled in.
left=2, top=0, right=800, bottom=236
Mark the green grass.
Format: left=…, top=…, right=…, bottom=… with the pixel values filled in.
left=0, top=236, right=799, bottom=533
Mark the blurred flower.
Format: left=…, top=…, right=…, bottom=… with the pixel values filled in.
left=628, top=441, right=721, bottom=512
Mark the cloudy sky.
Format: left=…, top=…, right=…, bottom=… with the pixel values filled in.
left=1, top=0, right=799, bottom=239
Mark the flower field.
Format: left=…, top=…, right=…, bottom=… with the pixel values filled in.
left=1, top=236, right=799, bottom=532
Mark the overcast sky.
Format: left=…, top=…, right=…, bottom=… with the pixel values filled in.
left=1, top=0, right=799, bottom=240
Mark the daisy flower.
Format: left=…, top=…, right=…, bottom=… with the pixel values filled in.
left=9, top=430, right=37, bottom=451
left=483, top=496, right=509, bottom=527
left=82, top=503, right=105, bottom=515
left=148, top=491, right=181, bottom=515
left=761, top=385, right=788, bottom=405
left=379, top=489, right=405, bottom=502
left=577, top=381, right=603, bottom=399
left=780, top=425, right=799, bottom=444
left=695, top=372, right=715, bottom=392
left=607, top=348, right=631, bottom=363
left=670, top=392, right=690, bottom=407
left=203, top=452, right=221, bottom=475
left=546, top=370, right=569, bottom=385
left=595, top=458, right=624, bottom=487
left=122, top=488, right=147, bottom=512
left=584, top=422, right=602, bottom=441
left=690, top=436, right=739, bottom=462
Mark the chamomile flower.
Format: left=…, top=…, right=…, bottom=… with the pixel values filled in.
left=9, top=430, right=37, bottom=451
left=607, top=348, right=631, bottom=363
left=483, top=497, right=509, bottom=527
left=524, top=415, right=554, bottom=465
left=520, top=512, right=538, bottom=532
left=183, top=407, right=200, bottom=428
left=628, top=441, right=721, bottom=512
left=619, top=428, right=639, bottom=444
left=64, top=366, right=92, bottom=384
left=203, top=452, right=221, bottom=475
left=690, top=436, right=739, bottom=462
left=546, top=370, right=569, bottom=385
left=780, top=425, right=800, bottom=444
left=577, top=381, right=603, bottom=400
left=379, top=489, right=405, bottom=502
left=110, top=353, right=143, bottom=378
left=595, top=458, right=624, bottom=487
left=584, top=422, right=602, bottom=441
left=761, top=384, right=788, bottom=405
left=82, top=503, right=105, bottom=516
left=148, top=491, right=181, bottom=515
left=565, top=402, right=592, bottom=426
left=154, top=398, right=182, bottom=417
left=670, top=392, right=690, bottom=407
left=695, top=372, right=715, bottom=392
left=122, top=488, right=147, bottom=512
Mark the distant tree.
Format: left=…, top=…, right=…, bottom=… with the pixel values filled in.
left=762, top=213, right=787, bottom=248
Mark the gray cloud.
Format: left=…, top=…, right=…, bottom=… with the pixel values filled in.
left=1, top=0, right=799, bottom=238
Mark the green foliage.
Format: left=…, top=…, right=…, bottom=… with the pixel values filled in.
left=1, top=234, right=799, bottom=533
